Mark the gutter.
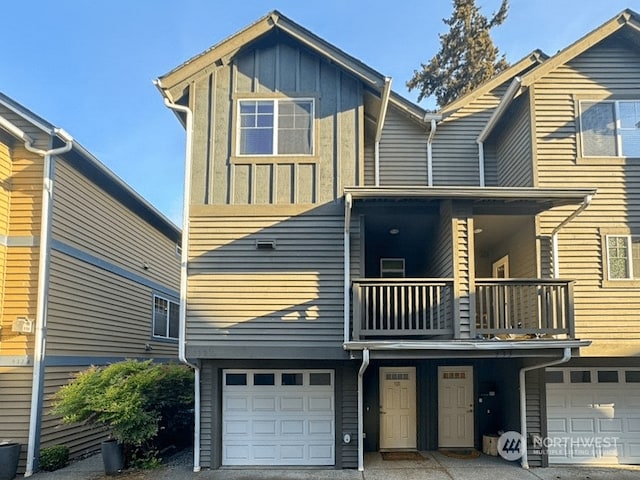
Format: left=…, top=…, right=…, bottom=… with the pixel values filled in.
left=476, top=77, right=522, bottom=187
left=19, top=126, right=74, bottom=477
left=550, top=193, right=593, bottom=277
left=155, top=80, right=201, bottom=473
left=357, top=348, right=369, bottom=472
left=519, top=347, right=571, bottom=469
left=374, top=77, right=392, bottom=186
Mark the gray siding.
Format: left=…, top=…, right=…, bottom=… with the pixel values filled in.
left=525, top=369, right=545, bottom=467
left=52, top=160, right=180, bottom=289
left=378, top=108, right=428, bottom=186
left=429, top=201, right=453, bottom=278
left=340, top=364, right=358, bottom=468
left=0, top=367, right=31, bottom=473
left=186, top=208, right=353, bottom=358
left=200, top=362, right=216, bottom=469
left=46, top=249, right=177, bottom=357
left=432, top=84, right=509, bottom=186
left=535, top=38, right=640, bottom=356
left=193, top=36, right=363, bottom=206
left=40, top=366, right=107, bottom=457
left=493, top=93, right=533, bottom=187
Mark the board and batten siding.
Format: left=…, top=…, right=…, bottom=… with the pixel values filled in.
left=187, top=209, right=352, bottom=358
left=377, top=108, right=428, bottom=186
left=52, top=159, right=180, bottom=290
left=432, top=84, right=509, bottom=186
left=46, top=249, right=176, bottom=357
left=534, top=39, right=640, bottom=356
left=492, top=92, right=534, bottom=187
left=190, top=36, right=363, bottom=207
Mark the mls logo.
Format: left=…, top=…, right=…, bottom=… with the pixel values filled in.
left=498, top=431, right=524, bottom=461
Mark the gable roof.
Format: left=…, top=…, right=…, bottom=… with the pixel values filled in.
left=0, top=92, right=181, bottom=242
left=438, top=50, right=548, bottom=115
left=520, top=9, right=640, bottom=87
left=156, top=10, right=429, bottom=125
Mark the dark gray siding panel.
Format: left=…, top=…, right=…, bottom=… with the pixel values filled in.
left=493, top=93, right=533, bottom=187
left=379, top=108, right=428, bottom=186
left=340, top=364, right=358, bottom=468
left=525, top=369, right=545, bottom=467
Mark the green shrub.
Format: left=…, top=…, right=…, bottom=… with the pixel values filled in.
left=39, top=445, right=69, bottom=471
left=51, top=360, right=194, bottom=467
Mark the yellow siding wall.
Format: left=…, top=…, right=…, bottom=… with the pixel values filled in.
left=535, top=38, right=640, bottom=356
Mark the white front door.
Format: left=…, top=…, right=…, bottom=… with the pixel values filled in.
left=379, top=367, right=417, bottom=450
left=438, top=366, right=474, bottom=448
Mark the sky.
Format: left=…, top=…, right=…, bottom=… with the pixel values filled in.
left=0, top=1, right=635, bottom=226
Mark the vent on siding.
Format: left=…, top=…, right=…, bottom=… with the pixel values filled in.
left=255, top=239, right=276, bottom=250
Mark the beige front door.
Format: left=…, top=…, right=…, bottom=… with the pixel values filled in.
left=379, top=367, right=416, bottom=450
left=438, top=366, right=474, bottom=448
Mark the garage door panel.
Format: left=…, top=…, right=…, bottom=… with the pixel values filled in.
left=222, top=369, right=334, bottom=466
left=547, top=367, right=640, bottom=465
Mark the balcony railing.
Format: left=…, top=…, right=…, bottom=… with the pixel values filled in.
left=352, top=279, right=454, bottom=340
left=475, top=279, right=575, bottom=337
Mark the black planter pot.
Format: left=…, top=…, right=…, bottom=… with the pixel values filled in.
left=0, top=443, right=21, bottom=480
left=101, top=439, right=124, bottom=476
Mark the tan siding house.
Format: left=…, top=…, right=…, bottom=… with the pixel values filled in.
left=0, top=92, right=181, bottom=475
left=158, top=9, right=640, bottom=471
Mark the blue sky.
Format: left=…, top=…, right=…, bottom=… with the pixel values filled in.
left=0, top=1, right=634, bottom=226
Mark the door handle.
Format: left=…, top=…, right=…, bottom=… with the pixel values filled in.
left=380, top=411, right=386, bottom=415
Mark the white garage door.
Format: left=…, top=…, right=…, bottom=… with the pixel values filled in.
left=222, top=369, right=335, bottom=466
left=546, top=367, right=640, bottom=464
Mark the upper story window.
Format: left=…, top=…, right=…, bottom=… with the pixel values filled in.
left=580, top=100, right=640, bottom=158
left=606, top=235, right=640, bottom=280
left=153, top=295, right=179, bottom=340
left=238, top=99, right=314, bottom=156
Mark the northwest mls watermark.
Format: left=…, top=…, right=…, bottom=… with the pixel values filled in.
left=497, top=431, right=620, bottom=461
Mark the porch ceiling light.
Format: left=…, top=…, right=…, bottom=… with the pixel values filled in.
left=389, top=228, right=399, bottom=235
left=474, top=228, right=483, bottom=234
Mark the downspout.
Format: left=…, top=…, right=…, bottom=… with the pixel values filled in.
left=374, top=77, right=392, bottom=186
left=425, top=116, right=438, bottom=187
left=550, top=194, right=593, bottom=278
left=23, top=128, right=73, bottom=477
left=158, top=87, right=201, bottom=473
left=357, top=348, right=369, bottom=472
left=519, top=347, right=571, bottom=469
left=476, top=77, right=522, bottom=187
left=343, top=193, right=353, bottom=346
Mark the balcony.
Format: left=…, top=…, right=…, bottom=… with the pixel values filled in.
left=475, top=279, right=575, bottom=338
left=350, top=278, right=575, bottom=341
left=352, top=279, right=454, bottom=340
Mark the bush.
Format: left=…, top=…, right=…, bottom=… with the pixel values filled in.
left=39, top=445, right=69, bottom=471
left=51, top=360, right=194, bottom=467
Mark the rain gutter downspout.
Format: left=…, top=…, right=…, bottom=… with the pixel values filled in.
left=550, top=194, right=593, bottom=277
left=424, top=115, right=441, bottom=187
left=357, top=348, right=369, bottom=471
left=343, top=193, right=352, bottom=346
left=374, top=78, right=392, bottom=186
left=476, top=77, right=522, bottom=187
left=22, top=127, right=73, bottom=477
left=519, top=347, right=571, bottom=469
left=157, top=84, right=201, bottom=473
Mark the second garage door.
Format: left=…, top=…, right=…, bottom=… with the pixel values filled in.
left=546, top=367, right=640, bottom=464
left=222, top=369, right=335, bottom=466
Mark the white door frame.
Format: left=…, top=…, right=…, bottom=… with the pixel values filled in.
left=438, top=365, right=474, bottom=448
left=379, top=366, right=417, bottom=450
left=492, top=255, right=509, bottom=278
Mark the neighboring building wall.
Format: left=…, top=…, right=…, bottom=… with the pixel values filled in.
left=534, top=37, right=640, bottom=356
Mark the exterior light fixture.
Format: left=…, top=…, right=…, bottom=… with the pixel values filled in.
left=389, top=228, right=399, bottom=235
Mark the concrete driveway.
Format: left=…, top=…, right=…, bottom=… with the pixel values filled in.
left=26, top=449, right=640, bottom=480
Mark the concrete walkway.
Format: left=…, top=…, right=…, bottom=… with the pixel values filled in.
left=26, top=450, right=640, bottom=480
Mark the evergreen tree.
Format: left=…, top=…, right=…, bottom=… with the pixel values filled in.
left=407, top=0, right=509, bottom=108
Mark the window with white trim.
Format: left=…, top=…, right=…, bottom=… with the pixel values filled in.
left=606, top=235, right=640, bottom=280
left=153, top=295, right=179, bottom=340
left=237, top=99, right=313, bottom=156
left=580, top=100, right=640, bottom=157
